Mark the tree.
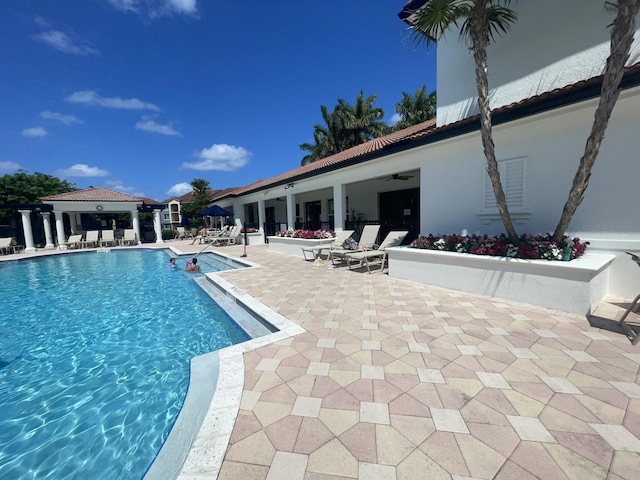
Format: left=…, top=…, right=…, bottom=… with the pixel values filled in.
left=392, top=85, right=437, bottom=131
left=552, top=0, right=640, bottom=242
left=181, top=178, right=211, bottom=228
left=408, top=0, right=519, bottom=240
left=0, top=171, right=75, bottom=224
left=300, top=91, right=387, bottom=165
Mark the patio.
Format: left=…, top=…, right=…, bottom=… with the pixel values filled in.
left=3, top=242, right=640, bottom=479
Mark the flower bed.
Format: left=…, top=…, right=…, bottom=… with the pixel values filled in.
left=411, top=233, right=589, bottom=261
left=275, top=229, right=335, bottom=239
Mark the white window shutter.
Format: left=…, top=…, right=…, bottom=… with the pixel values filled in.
left=483, top=157, right=525, bottom=210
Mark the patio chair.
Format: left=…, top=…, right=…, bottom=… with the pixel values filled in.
left=203, top=225, right=228, bottom=243
left=345, top=231, right=408, bottom=273
left=120, top=229, right=137, bottom=246
left=61, top=234, right=83, bottom=250
left=80, top=230, right=100, bottom=248
left=0, top=237, right=15, bottom=255
left=99, top=230, right=117, bottom=247
left=212, top=225, right=241, bottom=246
left=618, top=252, right=640, bottom=345
left=329, top=225, right=381, bottom=265
left=301, top=230, right=355, bottom=261
left=175, top=227, right=190, bottom=240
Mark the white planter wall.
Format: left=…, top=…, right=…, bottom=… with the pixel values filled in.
left=388, top=248, right=615, bottom=316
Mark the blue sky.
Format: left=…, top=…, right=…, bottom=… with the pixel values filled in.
left=1, top=0, right=436, bottom=201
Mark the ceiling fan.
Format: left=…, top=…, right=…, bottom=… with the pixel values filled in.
left=385, top=173, right=414, bottom=181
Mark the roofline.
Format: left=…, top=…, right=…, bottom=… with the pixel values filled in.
left=234, top=66, right=640, bottom=198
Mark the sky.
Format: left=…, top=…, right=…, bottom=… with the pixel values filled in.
left=1, top=0, right=437, bottom=201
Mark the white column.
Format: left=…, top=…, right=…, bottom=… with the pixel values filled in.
left=258, top=199, right=265, bottom=232
left=41, top=212, right=55, bottom=249
left=153, top=210, right=163, bottom=244
left=19, top=210, right=36, bottom=252
left=286, top=193, right=295, bottom=230
left=333, top=183, right=346, bottom=233
left=131, top=210, right=141, bottom=245
left=54, top=210, right=66, bottom=248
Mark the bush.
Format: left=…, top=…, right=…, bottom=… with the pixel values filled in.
left=275, top=229, right=335, bottom=239
left=411, top=233, right=589, bottom=261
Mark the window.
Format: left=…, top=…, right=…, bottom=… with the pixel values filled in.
left=478, top=157, right=531, bottom=224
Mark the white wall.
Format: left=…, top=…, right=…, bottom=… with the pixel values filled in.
left=436, top=0, right=640, bottom=126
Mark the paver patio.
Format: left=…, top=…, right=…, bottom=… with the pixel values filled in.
left=3, top=241, right=639, bottom=479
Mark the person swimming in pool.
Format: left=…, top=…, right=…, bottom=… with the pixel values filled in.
left=167, top=258, right=177, bottom=268
left=184, top=257, right=200, bottom=272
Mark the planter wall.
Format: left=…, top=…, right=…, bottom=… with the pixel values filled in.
left=388, top=247, right=615, bottom=315
left=267, top=236, right=334, bottom=257
left=245, top=232, right=264, bottom=246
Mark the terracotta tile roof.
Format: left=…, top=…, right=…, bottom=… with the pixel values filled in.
left=229, top=63, right=640, bottom=198
left=163, top=189, right=222, bottom=204
left=41, top=187, right=144, bottom=202
left=232, top=119, right=437, bottom=196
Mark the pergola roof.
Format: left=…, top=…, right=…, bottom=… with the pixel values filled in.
left=41, top=187, right=143, bottom=202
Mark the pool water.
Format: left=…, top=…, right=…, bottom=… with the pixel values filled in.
left=0, top=249, right=250, bottom=479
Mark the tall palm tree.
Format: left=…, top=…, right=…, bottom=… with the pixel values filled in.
left=300, top=91, right=387, bottom=165
left=408, top=0, right=519, bottom=240
left=392, top=85, right=437, bottom=130
left=552, top=0, right=640, bottom=242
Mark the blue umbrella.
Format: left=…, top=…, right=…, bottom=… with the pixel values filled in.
left=180, top=212, right=190, bottom=228
left=199, top=205, right=233, bottom=216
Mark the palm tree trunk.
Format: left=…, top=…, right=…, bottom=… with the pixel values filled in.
left=471, top=24, right=519, bottom=240
left=552, top=0, right=640, bottom=242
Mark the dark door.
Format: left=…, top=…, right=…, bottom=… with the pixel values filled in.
left=305, top=201, right=321, bottom=230
left=379, top=188, right=420, bottom=244
left=265, top=207, right=276, bottom=236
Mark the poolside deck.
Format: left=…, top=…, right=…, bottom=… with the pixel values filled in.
left=4, top=242, right=640, bottom=479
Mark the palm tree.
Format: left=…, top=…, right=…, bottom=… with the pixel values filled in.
left=392, top=85, right=437, bottom=130
left=552, top=0, right=640, bottom=242
left=300, top=92, right=387, bottom=165
left=408, top=0, right=519, bottom=240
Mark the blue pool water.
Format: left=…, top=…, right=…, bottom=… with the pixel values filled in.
left=0, top=249, right=250, bottom=479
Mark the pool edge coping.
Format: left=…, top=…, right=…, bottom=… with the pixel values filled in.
left=146, top=250, right=305, bottom=480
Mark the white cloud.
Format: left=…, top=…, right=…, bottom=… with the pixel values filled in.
left=389, top=113, right=401, bottom=125
left=108, top=0, right=199, bottom=18
left=135, top=119, right=181, bottom=136
left=55, top=164, right=109, bottom=177
left=0, top=161, right=22, bottom=172
left=40, top=110, right=83, bottom=125
left=183, top=144, right=251, bottom=172
left=22, top=127, right=48, bottom=137
left=166, top=182, right=192, bottom=196
left=66, top=90, right=161, bottom=112
left=105, top=181, right=145, bottom=197
left=32, top=30, right=99, bottom=56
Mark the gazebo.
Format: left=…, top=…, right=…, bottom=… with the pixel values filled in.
left=15, top=188, right=166, bottom=251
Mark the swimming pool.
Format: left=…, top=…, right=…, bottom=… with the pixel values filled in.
left=0, top=249, right=250, bottom=479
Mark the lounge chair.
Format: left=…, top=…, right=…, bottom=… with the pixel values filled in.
left=61, top=234, right=83, bottom=250
left=80, top=230, right=100, bottom=248
left=203, top=226, right=229, bottom=243
left=329, top=225, right=381, bottom=265
left=301, top=230, right=355, bottom=261
left=120, top=229, right=137, bottom=246
left=212, top=225, right=241, bottom=246
left=0, top=237, right=15, bottom=255
left=345, top=231, right=408, bottom=273
left=175, top=227, right=192, bottom=240
left=100, top=230, right=117, bottom=247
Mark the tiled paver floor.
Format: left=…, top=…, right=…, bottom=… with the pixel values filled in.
left=4, top=242, right=640, bottom=479
left=183, top=243, right=640, bottom=480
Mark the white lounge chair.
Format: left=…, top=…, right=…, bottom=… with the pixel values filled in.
left=212, top=225, right=241, bottom=246
left=61, top=234, right=83, bottom=250
left=0, top=237, right=14, bottom=255
left=301, top=230, right=355, bottom=261
left=100, top=230, right=117, bottom=247
left=120, top=229, right=137, bottom=246
left=345, top=231, right=408, bottom=273
left=329, top=225, right=381, bottom=265
left=80, top=230, right=100, bottom=248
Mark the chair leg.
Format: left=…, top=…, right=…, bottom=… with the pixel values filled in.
left=619, top=293, right=640, bottom=345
